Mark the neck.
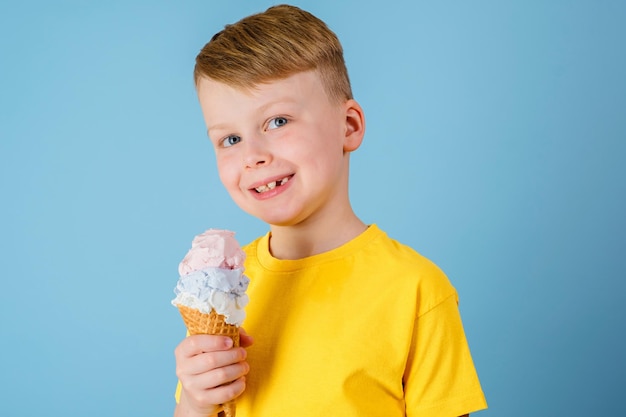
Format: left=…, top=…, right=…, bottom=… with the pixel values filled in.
left=268, top=211, right=366, bottom=260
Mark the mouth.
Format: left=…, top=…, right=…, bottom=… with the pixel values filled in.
left=253, top=175, right=293, bottom=193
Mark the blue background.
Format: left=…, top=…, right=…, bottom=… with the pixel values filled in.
left=1, top=1, right=624, bottom=416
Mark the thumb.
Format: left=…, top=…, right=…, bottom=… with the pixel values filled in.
left=239, top=327, right=254, bottom=348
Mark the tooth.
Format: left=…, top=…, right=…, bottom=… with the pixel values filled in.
left=256, top=185, right=268, bottom=193
left=267, top=181, right=276, bottom=190
left=280, top=176, right=290, bottom=185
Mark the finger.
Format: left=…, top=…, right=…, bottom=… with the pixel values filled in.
left=192, top=363, right=249, bottom=396
left=177, top=347, right=248, bottom=377
left=181, top=359, right=249, bottom=400
left=176, top=334, right=234, bottom=358
left=212, top=376, right=247, bottom=403
left=186, top=376, right=247, bottom=409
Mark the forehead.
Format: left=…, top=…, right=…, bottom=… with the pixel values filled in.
left=197, top=70, right=330, bottom=111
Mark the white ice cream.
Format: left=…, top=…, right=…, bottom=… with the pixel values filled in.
left=171, top=266, right=249, bottom=325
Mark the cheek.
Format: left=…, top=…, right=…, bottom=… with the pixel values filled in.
left=216, top=157, right=238, bottom=187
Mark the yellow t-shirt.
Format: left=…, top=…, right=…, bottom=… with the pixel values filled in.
left=176, top=224, right=487, bottom=416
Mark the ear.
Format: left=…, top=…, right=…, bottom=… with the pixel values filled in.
left=343, top=99, right=365, bottom=152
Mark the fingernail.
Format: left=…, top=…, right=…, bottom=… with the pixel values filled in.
left=225, top=337, right=233, bottom=348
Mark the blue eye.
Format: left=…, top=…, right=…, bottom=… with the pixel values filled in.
left=223, top=135, right=241, bottom=147
left=267, top=117, right=288, bottom=130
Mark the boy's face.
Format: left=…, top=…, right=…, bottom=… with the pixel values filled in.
left=197, top=71, right=363, bottom=227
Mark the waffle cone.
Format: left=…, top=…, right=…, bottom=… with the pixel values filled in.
left=177, top=305, right=239, bottom=417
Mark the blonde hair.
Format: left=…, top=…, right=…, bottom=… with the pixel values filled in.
left=194, top=4, right=353, bottom=103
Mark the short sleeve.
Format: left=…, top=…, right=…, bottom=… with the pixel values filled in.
left=175, top=380, right=182, bottom=403
left=404, top=294, right=487, bottom=416
left=174, top=331, right=190, bottom=404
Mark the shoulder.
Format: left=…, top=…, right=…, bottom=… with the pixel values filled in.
left=355, top=225, right=458, bottom=315
left=364, top=225, right=452, bottom=282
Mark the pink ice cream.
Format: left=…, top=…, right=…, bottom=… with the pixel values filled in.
left=178, top=229, right=246, bottom=274
left=172, top=229, right=249, bottom=326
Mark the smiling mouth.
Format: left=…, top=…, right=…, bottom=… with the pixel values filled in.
left=253, top=176, right=292, bottom=193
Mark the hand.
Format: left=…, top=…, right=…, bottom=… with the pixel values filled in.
left=174, top=328, right=253, bottom=417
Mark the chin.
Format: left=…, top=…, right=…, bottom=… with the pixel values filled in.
left=256, top=210, right=305, bottom=227
left=241, top=200, right=313, bottom=227
left=261, top=216, right=299, bottom=227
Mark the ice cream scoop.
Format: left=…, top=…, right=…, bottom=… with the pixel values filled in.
left=179, top=228, right=246, bottom=274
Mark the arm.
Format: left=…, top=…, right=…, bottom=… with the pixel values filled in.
left=174, top=330, right=253, bottom=417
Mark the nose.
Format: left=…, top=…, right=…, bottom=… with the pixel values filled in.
left=243, top=137, right=272, bottom=169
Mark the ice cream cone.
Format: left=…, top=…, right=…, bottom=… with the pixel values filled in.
left=178, top=305, right=240, bottom=343
left=178, top=305, right=239, bottom=417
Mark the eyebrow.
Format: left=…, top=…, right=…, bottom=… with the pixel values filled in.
left=258, top=97, right=299, bottom=112
left=206, top=97, right=300, bottom=136
left=207, top=124, right=229, bottom=135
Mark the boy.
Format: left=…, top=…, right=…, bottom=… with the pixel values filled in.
left=174, top=5, right=487, bottom=417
